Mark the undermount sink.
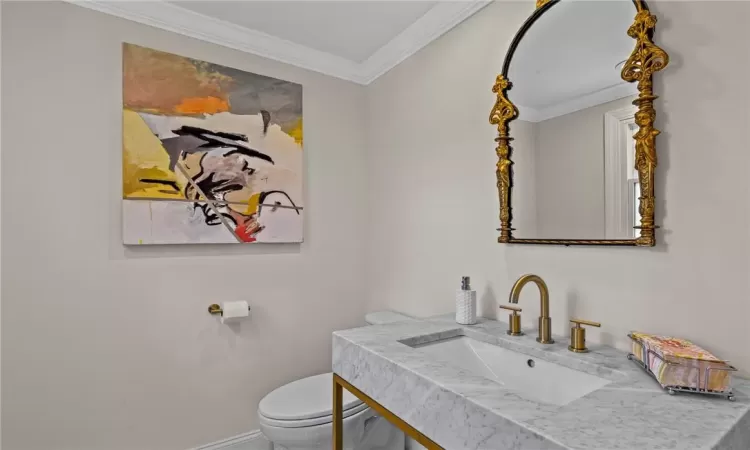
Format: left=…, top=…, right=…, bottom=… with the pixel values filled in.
left=407, top=336, right=610, bottom=405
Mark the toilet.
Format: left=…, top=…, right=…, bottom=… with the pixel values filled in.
left=258, top=311, right=413, bottom=450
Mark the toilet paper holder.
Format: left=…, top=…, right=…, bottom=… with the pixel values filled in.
left=207, top=303, right=251, bottom=316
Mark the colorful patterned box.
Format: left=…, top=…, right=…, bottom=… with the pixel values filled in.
left=630, top=332, right=733, bottom=393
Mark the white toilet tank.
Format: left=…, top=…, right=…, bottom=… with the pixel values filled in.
left=258, top=311, right=415, bottom=450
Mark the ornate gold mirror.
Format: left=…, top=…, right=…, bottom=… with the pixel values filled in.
left=490, top=0, right=668, bottom=246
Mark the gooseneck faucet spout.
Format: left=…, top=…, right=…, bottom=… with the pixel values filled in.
left=509, top=274, right=554, bottom=344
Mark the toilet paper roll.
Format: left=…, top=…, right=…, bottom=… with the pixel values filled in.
left=220, top=301, right=250, bottom=324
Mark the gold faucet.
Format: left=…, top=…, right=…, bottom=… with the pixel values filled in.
left=509, top=274, right=554, bottom=344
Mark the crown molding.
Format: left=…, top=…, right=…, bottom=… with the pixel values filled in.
left=66, top=1, right=363, bottom=81
left=517, top=82, right=639, bottom=123
left=65, top=0, right=490, bottom=85
left=360, top=0, right=491, bottom=84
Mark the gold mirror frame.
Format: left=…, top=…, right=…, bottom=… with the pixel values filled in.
left=489, top=0, right=669, bottom=246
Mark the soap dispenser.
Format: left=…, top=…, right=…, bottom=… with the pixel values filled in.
left=455, top=276, right=477, bottom=325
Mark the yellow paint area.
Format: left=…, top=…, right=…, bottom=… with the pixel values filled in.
left=244, top=193, right=261, bottom=216
left=122, top=109, right=185, bottom=199
left=288, top=117, right=303, bottom=146
left=224, top=189, right=260, bottom=216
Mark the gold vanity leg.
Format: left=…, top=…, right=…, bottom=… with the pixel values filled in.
left=333, top=373, right=444, bottom=450
left=333, top=375, right=343, bottom=450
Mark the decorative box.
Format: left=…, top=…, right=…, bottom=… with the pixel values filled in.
left=627, top=332, right=736, bottom=400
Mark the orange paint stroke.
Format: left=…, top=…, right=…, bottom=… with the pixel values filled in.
left=174, top=96, right=230, bottom=115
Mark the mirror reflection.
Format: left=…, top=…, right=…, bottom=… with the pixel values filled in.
left=508, top=1, right=640, bottom=240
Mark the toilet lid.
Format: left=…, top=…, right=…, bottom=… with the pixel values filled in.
left=258, top=373, right=364, bottom=422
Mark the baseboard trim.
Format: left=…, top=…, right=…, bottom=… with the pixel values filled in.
left=193, top=430, right=266, bottom=450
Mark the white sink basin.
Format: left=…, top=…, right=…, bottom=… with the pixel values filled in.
left=408, top=336, right=610, bottom=405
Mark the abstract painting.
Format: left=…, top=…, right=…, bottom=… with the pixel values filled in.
left=122, top=43, right=303, bottom=244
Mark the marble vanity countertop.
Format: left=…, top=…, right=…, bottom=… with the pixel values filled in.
left=332, top=315, right=750, bottom=450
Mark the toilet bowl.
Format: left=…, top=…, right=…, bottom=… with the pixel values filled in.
left=258, top=311, right=412, bottom=450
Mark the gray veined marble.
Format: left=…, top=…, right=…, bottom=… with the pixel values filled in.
left=332, top=315, right=750, bottom=450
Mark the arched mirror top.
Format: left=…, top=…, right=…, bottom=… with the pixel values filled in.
left=489, top=0, right=669, bottom=247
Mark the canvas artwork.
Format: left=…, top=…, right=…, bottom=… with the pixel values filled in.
left=122, top=43, right=304, bottom=244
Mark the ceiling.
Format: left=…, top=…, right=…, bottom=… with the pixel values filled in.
left=507, top=1, right=638, bottom=122
left=72, top=0, right=490, bottom=84
left=173, top=1, right=437, bottom=63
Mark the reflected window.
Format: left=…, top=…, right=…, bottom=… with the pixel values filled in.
left=626, top=122, right=641, bottom=237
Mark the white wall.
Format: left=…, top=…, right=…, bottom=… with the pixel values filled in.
left=530, top=96, right=635, bottom=239
left=507, top=119, right=537, bottom=237
left=1, top=2, right=367, bottom=449
left=3, top=1, right=750, bottom=448
left=367, top=0, right=750, bottom=374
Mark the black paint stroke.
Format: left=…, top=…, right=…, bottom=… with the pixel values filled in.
left=194, top=202, right=237, bottom=228
left=223, top=148, right=273, bottom=164
left=174, top=126, right=249, bottom=143
left=259, top=190, right=300, bottom=216
left=139, top=178, right=181, bottom=191
left=171, top=126, right=274, bottom=164
left=182, top=153, right=208, bottom=201
left=260, top=110, right=271, bottom=135
left=167, top=126, right=296, bottom=229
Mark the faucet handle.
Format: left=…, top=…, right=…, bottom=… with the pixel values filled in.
left=568, top=319, right=601, bottom=353
left=499, top=305, right=522, bottom=312
left=570, top=318, right=601, bottom=328
left=499, top=305, right=523, bottom=336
